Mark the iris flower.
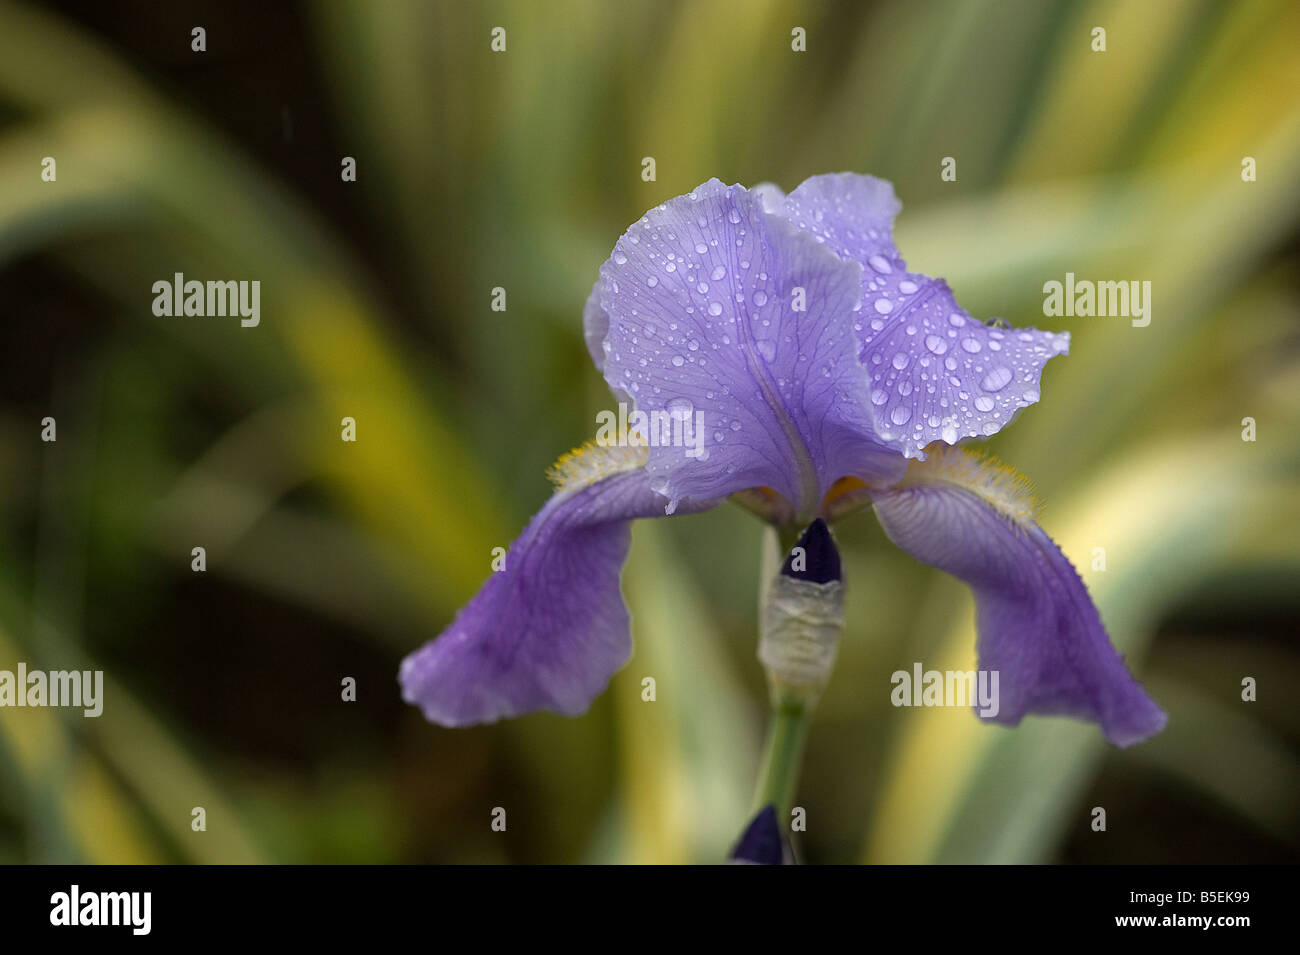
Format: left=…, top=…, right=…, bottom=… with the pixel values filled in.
left=399, top=174, right=1166, bottom=748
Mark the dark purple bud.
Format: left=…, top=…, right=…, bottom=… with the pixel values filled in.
left=729, top=804, right=786, bottom=865
left=781, top=518, right=841, bottom=584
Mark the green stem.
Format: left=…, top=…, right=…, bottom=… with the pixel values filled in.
left=750, top=695, right=812, bottom=817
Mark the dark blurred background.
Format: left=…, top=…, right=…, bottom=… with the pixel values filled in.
left=0, top=0, right=1297, bottom=863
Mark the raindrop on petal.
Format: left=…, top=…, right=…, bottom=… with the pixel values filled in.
left=980, top=365, right=1013, bottom=392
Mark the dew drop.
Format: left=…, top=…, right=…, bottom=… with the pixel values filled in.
left=980, top=365, right=1013, bottom=392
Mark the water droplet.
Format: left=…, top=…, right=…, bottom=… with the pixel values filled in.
left=892, top=352, right=910, bottom=370
left=897, top=380, right=913, bottom=397
left=890, top=405, right=912, bottom=425
left=647, top=276, right=659, bottom=287
left=613, top=252, right=627, bottom=265
left=671, top=355, right=684, bottom=367
left=948, top=313, right=966, bottom=327
left=729, top=419, right=743, bottom=431
left=753, top=290, right=769, bottom=307
left=667, top=397, right=693, bottom=416
left=874, top=298, right=894, bottom=314
left=941, top=422, right=958, bottom=443
left=871, top=388, right=888, bottom=406
left=665, top=262, right=676, bottom=273
left=756, top=340, right=777, bottom=362
left=711, top=265, right=726, bottom=281
left=974, top=395, right=995, bottom=412
left=980, top=365, right=1013, bottom=392
left=695, top=243, right=707, bottom=254
left=899, top=280, right=918, bottom=295
left=868, top=254, right=892, bottom=274
left=708, top=302, right=723, bottom=316
left=961, top=338, right=982, bottom=353
left=925, top=334, right=948, bottom=355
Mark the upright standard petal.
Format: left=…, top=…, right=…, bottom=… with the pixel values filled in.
left=592, top=178, right=902, bottom=520
left=777, top=173, right=1069, bottom=457
left=870, top=446, right=1166, bottom=747
left=400, top=444, right=715, bottom=726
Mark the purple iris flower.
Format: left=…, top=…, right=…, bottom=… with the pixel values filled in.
left=399, top=174, right=1166, bottom=748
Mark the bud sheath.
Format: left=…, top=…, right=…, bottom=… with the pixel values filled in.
left=757, top=519, right=845, bottom=702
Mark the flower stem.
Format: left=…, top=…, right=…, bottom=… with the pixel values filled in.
left=750, top=694, right=812, bottom=817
